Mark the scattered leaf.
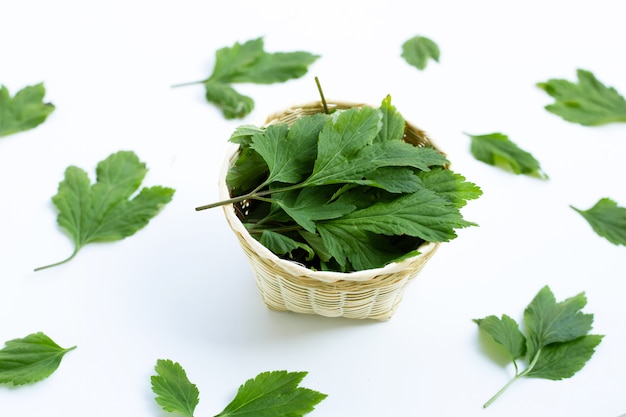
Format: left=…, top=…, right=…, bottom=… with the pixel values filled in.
left=0, top=83, right=55, bottom=137
left=467, top=132, right=548, bottom=179
left=475, top=286, right=602, bottom=408
left=0, top=332, right=75, bottom=386
left=35, top=151, right=175, bottom=271
left=537, top=69, right=626, bottom=126
left=151, top=359, right=199, bottom=417
left=401, top=35, right=440, bottom=71
left=571, top=198, right=626, bottom=245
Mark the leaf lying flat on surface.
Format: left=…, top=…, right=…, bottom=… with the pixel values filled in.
left=571, top=198, right=626, bottom=246
left=475, top=285, right=602, bottom=408
left=215, top=370, right=327, bottom=417
left=537, top=69, right=626, bottom=126
left=151, top=359, right=199, bottom=417
left=178, top=37, right=319, bottom=119
left=35, top=151, right=175, bottom=271
left=401, top=35, right=440, bottom=71
left=0, top=332, right=75, bottom=386
left=466, top=132, right=548, bottom=179
left=0, top=83, right=55, bottom=137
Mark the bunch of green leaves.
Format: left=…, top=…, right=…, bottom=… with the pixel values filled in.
left=401, top=35, right=440, bottom=71
left=0, top=83, right=55, bottom=137
left=474, top=285, right=603, bottom=408
left=197, top=96, right=482, bottom=272
left=175, top=37, right=319, bottom=119
left=0, top=332, right=75, bottom=385
left=151, top=359, right=327, bottom=417
left=35, top=151, right=175, bottom=271
left=537, top=69, right=626, bottom=126
left=466, top=132, right=548, bottom=179
left=571, top=198, right=626, bottom=246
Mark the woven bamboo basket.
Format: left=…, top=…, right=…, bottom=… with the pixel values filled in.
left=219, top=100, right=443, bottom=320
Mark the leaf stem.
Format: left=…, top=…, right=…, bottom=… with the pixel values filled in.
left=34, top=248, right=79, bottom=272
left=195, top=183, right=306, bottom=211
left=483, top=348, right=542, bottom=408
left=315, top=76, right=329, bottom=114
left=171, top=79, right=206, bottom=88
left=482, top=374, right=522, bottom=409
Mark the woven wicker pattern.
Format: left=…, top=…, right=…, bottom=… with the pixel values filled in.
left=219, top=100, right=442, bottom=320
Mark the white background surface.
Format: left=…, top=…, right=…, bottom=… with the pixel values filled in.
left=1, top=1, right=625, bottom=416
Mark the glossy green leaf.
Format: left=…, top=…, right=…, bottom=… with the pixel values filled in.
left=151, top=359, right=199, bottom=417
left=215, top=371, right=327, bottom=417
left=0, top=332, right=75, bottom=385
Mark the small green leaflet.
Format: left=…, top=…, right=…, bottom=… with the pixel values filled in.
left=537, top=69, right=626, bottom=126
left=0, top=83, right=55, bottom=137
left=35, top=151, right=175, bottom=271
left=0, top=332, right=75, bottom=386
left=151, top=360, right=327, bottom=417
left=200, top=96, right=481, bottom=272
left=571, top=198, right=626, bottom=245
left=151, top=360, right=199, bottom=417
left=474, top=285, right=602, bottom=408
left=466, top=132, right=548, bottom=179
left=401, top=35, right=440, bottom=71
left=176, top=37, right=319, bottom=119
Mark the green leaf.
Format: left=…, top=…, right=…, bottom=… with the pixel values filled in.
left=214, top=370, right=327, bottom=417
left=466, top=132, right=548, bottom=179
left=526, top=335, right=603, bottom=380
left=259, top=230, right=315, bottom=261
left=571, top=198, right=626, bottom=246
left=317, top=223, right=421, bottom=271
left=537, top=69, right=626, bottom=126
left=273, top=187, right=356, bottom=233
left=322, top=189, right=475, bottom=242
left=306, top=106, right=382, bottom=185
left=228, top=124, right=265, bottom=147
left=305, top=108, right=447, bottom=187
left=251, top=113, right=328, bottom=185
left=226, top=51, right=320, bottom=84
left=474, top=315, right=527, bottom=360
left=401, top=35, right=440, bottom=71
left=477, top=285, right=602, bottom=408
left=0, top=83, right=55, bottom=137
left=180, top=37, right=318, bottom=119
left=418, top=168, right=483, bottom=208
left=35, top=151, right=175, bottom=271
left=524, top=286, right=594, bottom=360
left=226, top=147, right=269, bottom=195
left=0, top=332, right=76, bottom=385
left=375, top=95, right=405, bottom=142
left=151, top=359, right=199, bottom=417
left=359, top=166, right=423, bottom=193
left=209, top=37, right=266, bottom=83
left=204, top=81, right=254, bottom=119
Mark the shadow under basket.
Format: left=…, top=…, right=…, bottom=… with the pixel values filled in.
left=219, top=100, right=442, bottom=320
